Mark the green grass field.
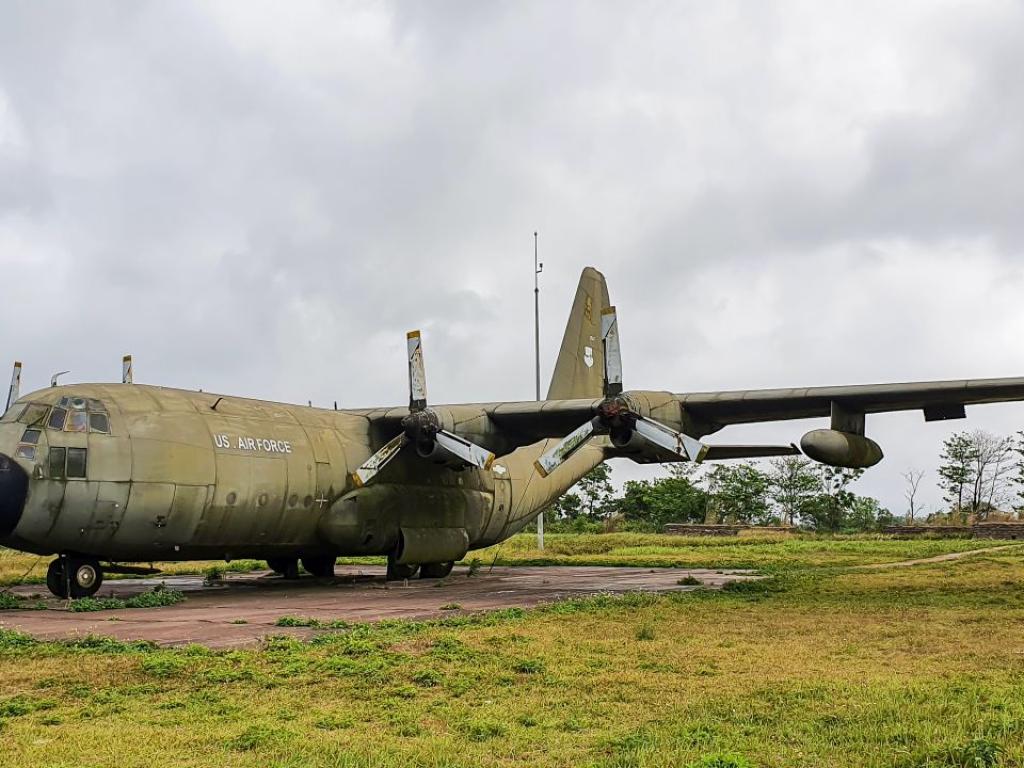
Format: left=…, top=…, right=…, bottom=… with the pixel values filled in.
left=2, top=535, right=1023, bottom=767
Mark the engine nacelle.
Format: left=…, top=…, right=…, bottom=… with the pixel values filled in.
left=800, top=429, right=884, bottom=469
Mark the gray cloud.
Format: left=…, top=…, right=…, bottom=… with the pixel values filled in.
left=2, top=1, right=1023, bottom=514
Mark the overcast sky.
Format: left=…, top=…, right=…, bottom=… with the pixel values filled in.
left=2, top=1, right=1023, bottom=515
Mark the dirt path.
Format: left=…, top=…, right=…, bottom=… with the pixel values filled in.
left=858, top=543, right=1024, bottom=570
left=0, top=565, right=758, bottom=648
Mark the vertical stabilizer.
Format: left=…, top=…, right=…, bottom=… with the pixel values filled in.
left=546, top=267, right=611, bottom=400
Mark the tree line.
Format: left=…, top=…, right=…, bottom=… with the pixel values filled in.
left=549, top=429, right=1024, bottom=533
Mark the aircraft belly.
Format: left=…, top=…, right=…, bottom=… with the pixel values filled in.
left=320, top=483, right=491, bottom=557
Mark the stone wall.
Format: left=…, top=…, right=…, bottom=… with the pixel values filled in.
left=881, top=523, right=1024, bottom=539
left=880, top=525, right=974, bottom=537
left=973, top=522, right=1024, bottom=540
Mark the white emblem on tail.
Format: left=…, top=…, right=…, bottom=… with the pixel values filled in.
left=583, top=346, right=594, bottom=368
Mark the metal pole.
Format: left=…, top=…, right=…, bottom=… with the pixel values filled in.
left=534, top=231, right=544, bottom=550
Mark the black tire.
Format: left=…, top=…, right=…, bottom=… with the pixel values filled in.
left=267, top=557, right=300, bottom=579
left=301, top=556, right=336, bottom=579
left=419, top=561, right=454, bottom=579
left=385, top=561, right=419, bottom=581
left=46, top=559, right=68, bottom=599
left=47, top=557, right=103, bottom=599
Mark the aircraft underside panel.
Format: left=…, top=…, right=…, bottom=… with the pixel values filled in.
left=319, top=483, right=492, bottom=557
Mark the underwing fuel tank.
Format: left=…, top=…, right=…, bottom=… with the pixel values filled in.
left=800, top=429, right=884, bottom=469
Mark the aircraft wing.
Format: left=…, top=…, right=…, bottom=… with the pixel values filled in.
left=357, top=376, right=1024, bottom=471
left=677, top=377, right=1024, bottom=429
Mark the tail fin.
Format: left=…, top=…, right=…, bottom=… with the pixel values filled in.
left=547, top=267, right=611, bottom=400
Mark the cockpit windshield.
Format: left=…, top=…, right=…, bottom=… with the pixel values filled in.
left=12, top=398, right=110, bottom=434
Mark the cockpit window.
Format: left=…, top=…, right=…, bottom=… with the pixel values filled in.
left=49, top=447, right=65, bottom=478
left=14, top=399, right=110, bottom=433
left=66, top=447, right=87, bottom=478
left=48, top=407, right=67, bottom=431
left=19, top=404, right=49, bottom=428
left=21, top=429, right=40, bottom=445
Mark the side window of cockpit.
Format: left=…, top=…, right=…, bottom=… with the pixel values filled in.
left=49, top=447, right=66, bottom=478
left=67, top=411, right=88, bottom=433
left=89, top=412, right=109, bottom=434
left=19, top=404, right=49, bottom=428
left=66, top=448, right=87, bottom=479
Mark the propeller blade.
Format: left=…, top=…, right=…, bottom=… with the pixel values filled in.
left=122, top=355, right=133, bottom=385
left=534, top=416, right=601, bottom=477
left=351, top=433, right=408, bottom=487
left=435, top=430, right=496, bottom=470
left=6, top=361, right=21, bottom=412
left=601, top=306, right=622, bottom=396
left=407, top=331, right=427, bottom=411
left=634, top=416, right=709, bottom=463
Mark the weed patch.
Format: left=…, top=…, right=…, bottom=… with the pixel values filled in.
left=68, top=587, right=184, bottom=612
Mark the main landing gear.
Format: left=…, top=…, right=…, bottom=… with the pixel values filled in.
left=46, top=556, right=103, bottom=599
left=266, top=556, right=337, bottom=579
left=385, top=555, right=454, bottom=581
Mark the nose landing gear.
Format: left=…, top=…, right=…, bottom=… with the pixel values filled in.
left=46, top=556, right=104, bottom=599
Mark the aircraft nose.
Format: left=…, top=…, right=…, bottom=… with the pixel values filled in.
left=0, top=452, right=29, bottom=538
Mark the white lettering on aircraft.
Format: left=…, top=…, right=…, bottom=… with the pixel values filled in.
left=213, top=434, right=292, bottom=454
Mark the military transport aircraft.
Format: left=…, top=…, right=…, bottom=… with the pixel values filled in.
left=2, top=267, right=1024, bottom=599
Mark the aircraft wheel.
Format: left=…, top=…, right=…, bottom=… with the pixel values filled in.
left=301, top=556, right=336, bottom=579
left=46, top=557, right=103, bottom=599
left=385, top=560, right=419, bottom=581
left=267, top=557, right=300, bottom=579
left=419, top=561, right=454, bottom=579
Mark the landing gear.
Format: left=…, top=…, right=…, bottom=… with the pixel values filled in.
left=46, top=556, right=103, bottom=599
left=301, top=556, right=337, bottom=579
left=266, top=557, right=300, bottom=579
left=386, top=554, right=419, bottom=581
left=419, top=561, right=455, bottom=579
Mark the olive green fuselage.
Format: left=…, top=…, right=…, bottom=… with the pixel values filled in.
left=0, top=384, right=603, bottom=565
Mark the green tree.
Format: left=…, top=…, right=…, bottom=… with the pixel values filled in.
left=799, top=466, right=864, bottom=533
left=938, top=432, right=976, bottom=518
left=705, top=463, right=771, bottom=525
left=767, top=457, right=821, bottom=526
left=843, top=496, right=892, bottom=533
left=551, top=463, right=614, bottom=521
left=1014, top=431, right=1024, bottom=517
left=937, top=430, right=1014, bottom=520
left=614, top=475, right=708, bottom=531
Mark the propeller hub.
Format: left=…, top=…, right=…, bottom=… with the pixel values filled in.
left=401, top=409, right=440, bottom=443
left=596, top=396, right=637, bottom=433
